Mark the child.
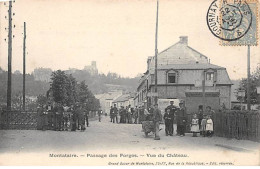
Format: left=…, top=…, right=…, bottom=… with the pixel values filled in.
left=190, top=114, right=200, bottom=137
left=206, top=115, right=214, bottom=137
left=200, top=114, right=207, bottom=137
left=164, top=108, right=173, bottom=136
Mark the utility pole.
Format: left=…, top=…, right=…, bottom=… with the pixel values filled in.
left=7, top=1, right=13, bottom=111
left=23, top=22, right=26, bottom=111
left=202, top=79, right=205, bottom=110
left=154, top=0, right=159, bottom=105
left=247, top=45, right=251, bottom=110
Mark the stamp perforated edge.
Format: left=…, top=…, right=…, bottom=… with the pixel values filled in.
left=219, top=0, right=259, bottom=46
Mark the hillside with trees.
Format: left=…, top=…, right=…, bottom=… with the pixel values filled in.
left=0, top=67, right=140, bottom=108
left=0, top=67, right=50, bottom=107
left=66, top=70, right=140, bottom=94
left=238, top=64, right=260, bottom=104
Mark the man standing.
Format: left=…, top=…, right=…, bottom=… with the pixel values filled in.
left=55, top=104, right=64, bottom=131
left=198, top=105, right=204, bottom=135
left=110, top=106, right=114, bottom=122
left=153, top=104, right=162, bottom=140
left=127, top=105, right=132, bottom=124
left=133, top=106, right=139, bottom=124
left=71, top=106, right=77, bottom=131
left=78, top=105, right=86, bottom=131
left=113, top=104, right=118, bottom=123
left=98, top=109, right=102, bottom=122
left=119, top=106, right=123, bottom=123
left=166, top=101, right=177, bottom=135
left=176, top=102, right=187, bottom=136
left=139, top=105, right=145, bottom=124
left=85, top=110, right=89, bottom=127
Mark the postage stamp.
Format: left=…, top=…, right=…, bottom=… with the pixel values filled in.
left=207, top=0, right=259, bottom=46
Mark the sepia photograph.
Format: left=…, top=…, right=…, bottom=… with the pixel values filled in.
left=0, top=0, right=259, bottom=166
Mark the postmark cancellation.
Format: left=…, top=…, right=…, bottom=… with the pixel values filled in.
left=207, top=0, right=259, bottom=46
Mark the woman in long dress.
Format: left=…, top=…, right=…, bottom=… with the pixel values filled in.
left=190, top=114, right=200, bottom=137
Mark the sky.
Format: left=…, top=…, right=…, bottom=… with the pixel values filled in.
left=0, top=0, right=259, bottom=79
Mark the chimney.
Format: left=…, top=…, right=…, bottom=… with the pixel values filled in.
left=179, top=36, right=188, bottom=45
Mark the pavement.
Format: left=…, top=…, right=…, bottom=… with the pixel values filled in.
left=0, top=116, right=259, bottom=165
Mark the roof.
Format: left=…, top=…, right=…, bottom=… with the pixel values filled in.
left=94, top=94, right=106, bottom=100
left=157, top=63, right=225, bottom=70
left=95, top=91, right=122, bottom=100
left=106, top=94, right=119, bottom=100
left=113, top=94, right=130, bottom=103
left=149, top=37, right=209, bottom=67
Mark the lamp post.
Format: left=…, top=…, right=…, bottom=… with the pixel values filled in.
left=247, top=46, right=251, bottom=110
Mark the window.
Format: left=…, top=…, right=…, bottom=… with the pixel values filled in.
left=206, top=72, right=214, bottom=81
left=168, top=73, right=176, bottom=83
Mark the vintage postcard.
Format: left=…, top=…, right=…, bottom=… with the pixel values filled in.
left=0, top=0, right=259, bottom=166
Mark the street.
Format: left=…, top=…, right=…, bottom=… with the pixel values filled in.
left=0, top=116, right=259, bottom=165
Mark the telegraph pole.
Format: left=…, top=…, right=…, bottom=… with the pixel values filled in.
left=7, top=1, right=13, bottom=111
left=154, top=0, right=159, bottom=105
left=23, top=22, right=26, bottom=111
left=247, top=45, right=251, bottom=110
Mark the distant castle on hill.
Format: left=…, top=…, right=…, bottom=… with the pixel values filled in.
left=83, top=61, right=98, bottom=75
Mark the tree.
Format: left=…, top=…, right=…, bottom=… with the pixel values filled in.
left=65, top=74, right=77, bottom=106
left=77, top=81, right=100, bottom=111
left=239, top=64, right=260, bottom=104
left=50, top=70, right=69, bottom=105
left=49, top=70, right=100, bottom=110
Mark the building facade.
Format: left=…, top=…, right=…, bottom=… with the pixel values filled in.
left=95, top=90, right=123, bottom=114
left=136, top=36, right=232, bottom=113
left=112, top=93, right=135, bottom=108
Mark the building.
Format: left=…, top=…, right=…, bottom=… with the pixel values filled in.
left=136, top=36, right=232, bottom=113
left=112, top=93, right=135, bottom=108
left=94, top=90, right=123, bottom=114
left=84, top=61, right=98, bottom=75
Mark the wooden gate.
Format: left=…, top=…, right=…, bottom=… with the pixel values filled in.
left=214, top=110, right=260, bottom=142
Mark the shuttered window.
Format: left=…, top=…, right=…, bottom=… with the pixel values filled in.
left=168, top=73, right=176, bottom=83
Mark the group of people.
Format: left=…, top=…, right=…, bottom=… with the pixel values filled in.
left=164, top=101, right=187, bottom=137
left=164, top=102, right=215, bottom=138
left=109, top=104, right=145, bottom=124
left=37, top=103, right=92, bottom=132
left=139, top=101, right=215, bottom=140
left=190, top=105, right=215, bottom=137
